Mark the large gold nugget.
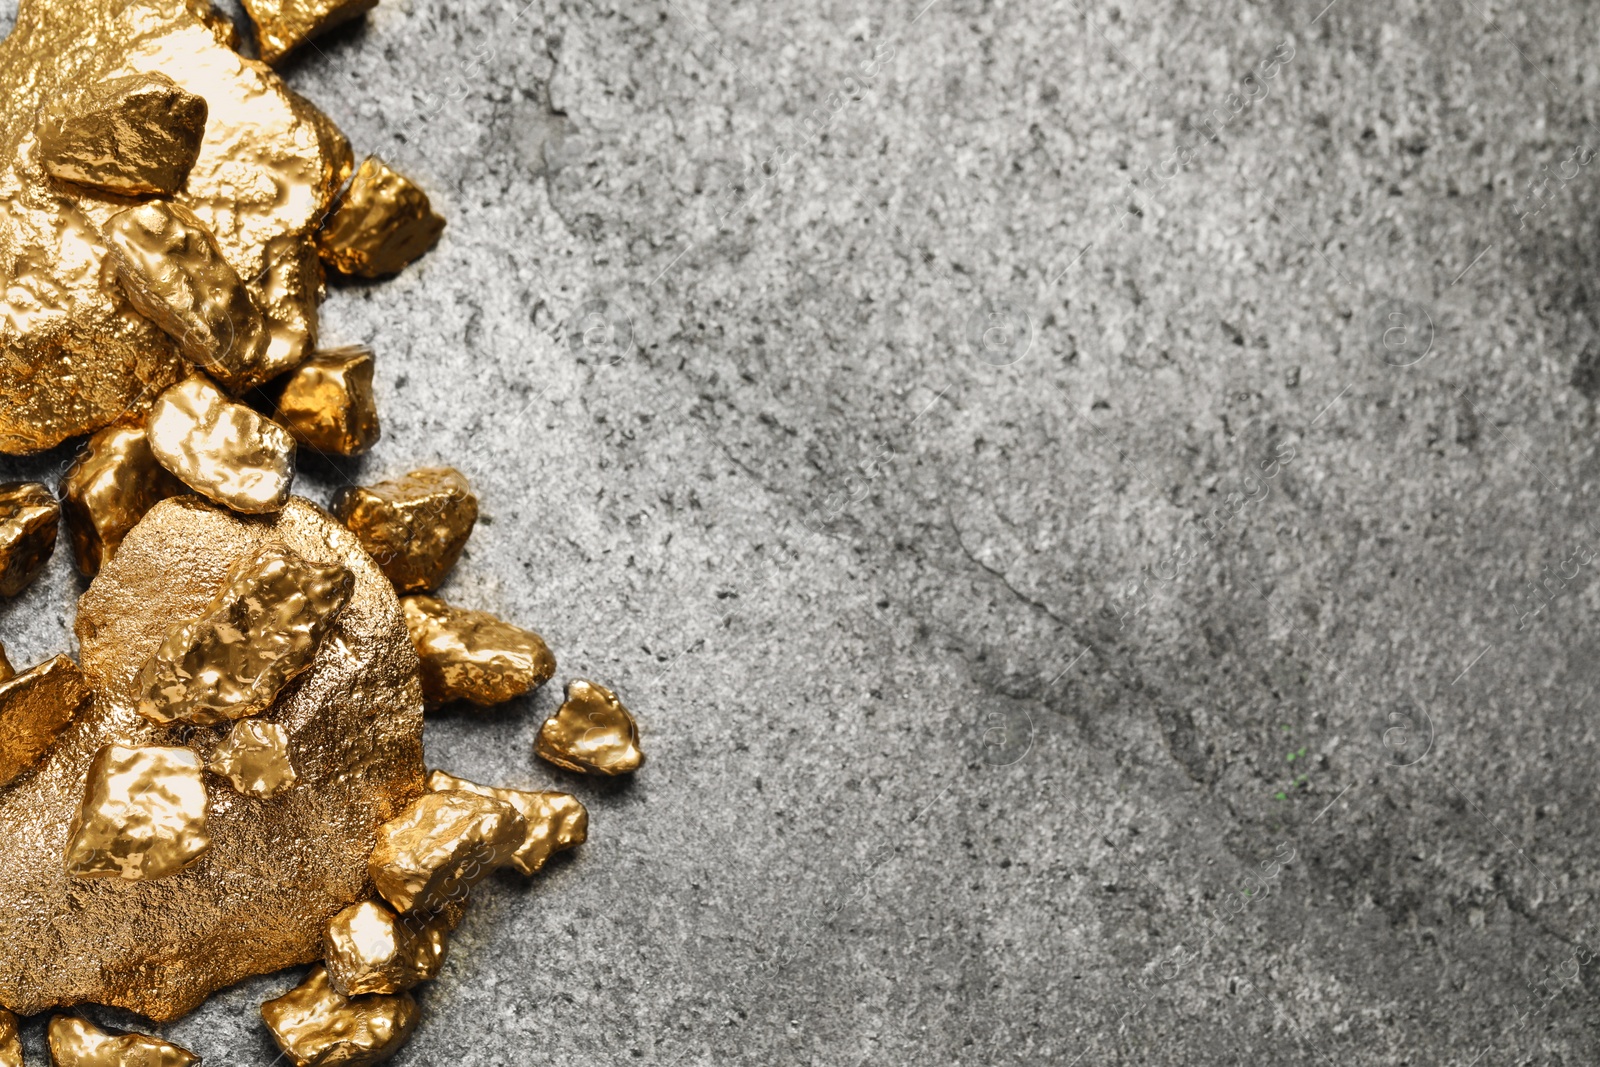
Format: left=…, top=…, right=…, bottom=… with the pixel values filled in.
left=427, top=769, right=587, bottom=876
left=37, top=71, right=208, bottom=196
left=332, top=468, right=477, bottom=593
left=137, top=540, right=353, bottom=725
left=148, top=376, right=297, bottom=513
left=0, top=1008, right=18, bottom=1067
left=0, top=497, right=425, bottom=1020
left=60, top=423, right=185, bottom=578
left=106, top=201, right=270, bottom=392
left=48, top=1015, right=198, bottom=1067
left=275, top=346, right=381, bottom=456
left=0, top=481, right=60, bottom=596
left=325, top=899, right=450, bottom=996
left=208, top=718, right=297, bottom=797
left=369, top=790, right=525, bottom=914
left=402, top=596, right=555, bottom=707
left=536, top=679, right=645, bottom=776
left=0, top=0, right=352, bottom=453
left=64, top=743, right=211, bottom=881
left=262, top=965, right=418, bottom=1067
left=245, top=0, right=380, bottom=64
left=319, top=156, right=446, bottom=278
left=0, top=655, right=94, bottom=789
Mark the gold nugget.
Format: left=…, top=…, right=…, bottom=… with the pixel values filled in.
left=319, top=156, right=446, bottom=278
left=47, top=1016, right=198, bottom=1067
left=244, top=0, right=379, bottom=64
left=275, top=346, right=381, bottom=456
left=148, top=376, right=297, bottom=513
left=38, top=71, right=208, bottom=196
left=325, top=899, right=451, bottom=996
left=60, top=423, right=185, bottom=578
left=0, top=1008, right=17, bottom=1067
left=402, top=596, right=555, bottom=707
left=332, top=468, right=477, bottom=593
left=0, top=643, right=12, bottom=683
left=0, top=481, right=60, bottom=596
left=137, top=539, right=353, bottom=725
left=0, top=655, right=94, bottom=789
left=65, top=744, right=211, bottom=881
left=208, top=718, right=298, bottom=797
left=105, top=201, right=270, bottom=392
left=262, top=965, right=418, bottom=1067
left=369, top=790, right=525, bottom=914
left=536, top=679, right=645, bottom=776
left=427, top=769, right=587, bottom=876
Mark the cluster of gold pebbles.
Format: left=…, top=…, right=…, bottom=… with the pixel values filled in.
left=0, top=0, right=644, bottom=1063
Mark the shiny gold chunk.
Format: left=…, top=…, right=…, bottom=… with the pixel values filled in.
left=401, top=596, right=554, bottom=707
left=427, top=769, right=587, bottom=876
left=245, top=0, right=380, bottom=65
left=37, top=71, right=208, bottom=196
left=331, top=468, right=477, bottom=593
left=0, top=0, right=351, bottom=454
left=208, top=718, right=298, bottom=798
left=536, top=679, right=645, bottom=776
left=325, top=899, right=451, bottom=996
left=275, top=346, right=381, bottom=456
left=0, top=655, right=94, bottom=790
left=369, top=790, right=525, bottom=914
left=263, top=966, right=418, bottom=1067
left=148, top=376, right=297, bottom=513
left=137, top=539, right=353, bottom=725
left=0, top=482, right=60, bottom=597
left=47, top=1015, right=198, bottom=1067
left=60, top=424, right=185, bottom=578
left=319, top=156, right=446, bottom=278
left=64, top=744, right=211, bottom=881
left=0, top=644, right=12, bottom=684
left=0, top=1007, right=18, bottom=1067
left=106, top=201, right=270, bottom=392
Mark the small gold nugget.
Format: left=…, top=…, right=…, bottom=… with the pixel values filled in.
left=0, top=1006, right=18, bottom=1067
left=37, top=71, right=208, bottom=196
left=369, top=790, right=525, bottom=914
left=275, top=346, right=381, bottom=455
left=148, top=376, right=297, bottom=513
left=208, top=718, right=298, bottom=797
left=105, top=202, right=270, bottom=392
left=0, top=655, right=94, bottom=789
left=0, top=643, right=12, bottom=683
left=319, top=156, right=446, bottom=278
left=65, top=744, right=211, bottom=881
left=245, top=0, right=380, bottom=64
left=138, top=540, right=353, bottom=725
left=332, top=468, right=477, bottom=593
left=402, top=596, right=555, bottom=707
left=60, top=423, right=184, bottom=578
left=536, top=679, right=645, bottom=776
left=47, top=1016, right=198, bottom=1067
left=428, top=769, right=587, bottom=876
left=0, top=481, right=60, bottom=596
left=262, top=965, right=419, bottom=1067
left=325, top=899, right=451, bottom=996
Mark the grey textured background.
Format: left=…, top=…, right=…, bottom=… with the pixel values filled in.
left=3, top=0, right=1600, bottom=1062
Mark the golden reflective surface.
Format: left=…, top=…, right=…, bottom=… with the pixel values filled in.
left=208, top=717, right=298, bottom=797
left=37, top=71, right=207, bottom=196
left=60, top=424, right=185, bottom=578
left=402, top=595, right=555, bottom=707
left=0, top=1008, right=18, bottom=1067
left=427, top=769, right=587, bottom=876
left=536, top=679, right=645, bottom=776
left=0, top=654, right=94, bottom=789
left=276, top=346, right=381, bottom=456
left=64, top=743, right=211, bottom=881
left=47, top=1015, right=198, bottom=1067
left=261, top=965, right=419, bottom=1067
left=332, top=467, right=477, bottom=593
left=325, top=899, right=450, bottom=996
left=245, top=0, right=380, bottom=65
left=137, top=539, right=353, bottom=725
left=319, top=156, right=446, bottom=278
left=0, top=481, right=60, bottom=597
left=148, top=376, right=297, bottom=513
left=369, top=790, right=526, bottom=914
left=0, top=643, right=12, bottom=684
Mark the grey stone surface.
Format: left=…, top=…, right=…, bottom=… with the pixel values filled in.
left=3, top=0, right=1600, bottom=1061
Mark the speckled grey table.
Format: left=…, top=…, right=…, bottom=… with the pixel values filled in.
left=3, top=0, right=1600, bottom=1061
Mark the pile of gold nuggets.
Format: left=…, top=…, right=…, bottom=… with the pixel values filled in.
left=0, top=0, right=644, bottom=1062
